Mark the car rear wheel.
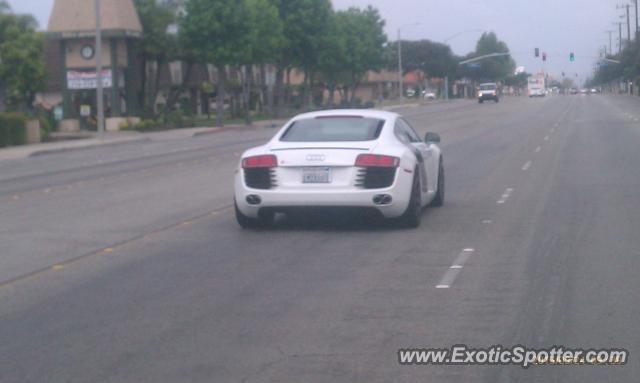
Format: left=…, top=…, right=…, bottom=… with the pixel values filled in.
left=235, top=201, right=275, bottom=229
left=398, top=173, right=422, bottom=228
left=430, top=158, right=445, bottom=207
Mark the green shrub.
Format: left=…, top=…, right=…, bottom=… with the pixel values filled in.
left=0, top=112, right=27, bottom=147
left=33, top=107, right=54, bottom=140
left=133, top=119, right=157, bottom=131
left=119, top=121, right=132, bottom=131
left=167, top=110, right=184, bottom=128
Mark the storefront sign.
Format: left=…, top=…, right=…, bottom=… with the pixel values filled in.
left=67, top=70, right=112, bottom=90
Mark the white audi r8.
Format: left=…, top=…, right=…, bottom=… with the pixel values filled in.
left=234, top=109, right=444, bottom=228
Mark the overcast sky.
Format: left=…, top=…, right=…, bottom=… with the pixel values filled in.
left=10, top=0, right=623, bottom=84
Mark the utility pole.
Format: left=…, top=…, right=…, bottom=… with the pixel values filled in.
left=615, top=21, right=623, bottom=53
left=618, top=5, right=631, bottom=43
left=95, top=0, right=104, bottom=138
left=605, top=30, right=614, bottom=55
left=627, top=4, right=632, bottom=42
left=634, top=0, right=639, bottom=36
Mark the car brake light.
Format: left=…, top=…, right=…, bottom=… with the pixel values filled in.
left=355, top=154, right=399, bottom=168
left=242, top=154, right=278, bottom=168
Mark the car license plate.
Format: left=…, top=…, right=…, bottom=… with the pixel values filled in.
left=302, top=167, right=331, bottom=183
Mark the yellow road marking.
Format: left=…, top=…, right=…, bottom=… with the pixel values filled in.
left=0, top=205, right=234, bottom=290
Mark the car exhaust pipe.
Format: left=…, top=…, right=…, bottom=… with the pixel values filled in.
left=373, top=194, right=393, bottom=205
left=246, top=195, right=262, bottom=205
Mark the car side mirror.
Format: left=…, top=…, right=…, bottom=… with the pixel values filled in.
left=425, top=132, right=441, bottom=143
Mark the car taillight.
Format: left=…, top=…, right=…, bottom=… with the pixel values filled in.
left=242, top=155, right=278, bottom=168
left=355, top=154, right=399, bottom=168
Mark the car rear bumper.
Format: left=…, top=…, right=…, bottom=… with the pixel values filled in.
left=234, top=172, right=412, bottom=218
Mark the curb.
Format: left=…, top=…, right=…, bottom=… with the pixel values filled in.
left=28, top=137, right=151, bottom=158
left=192, top=121, right=285, bottom=138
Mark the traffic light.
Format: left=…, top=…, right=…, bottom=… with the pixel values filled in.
left=542, top=52, right=547, bottom=61
left=535, top=48, right=540, bottom=57
left=570, top=52, right=575, bottom=62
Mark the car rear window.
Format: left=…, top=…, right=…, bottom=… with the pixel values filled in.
left=480, top=84, right=497, bottom=90
left=280, top=117, right=385, bottom=142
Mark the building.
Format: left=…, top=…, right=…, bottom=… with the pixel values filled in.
left=38, top=0, right=403, bottom=132
left=42, top=0, right=142, bottom=132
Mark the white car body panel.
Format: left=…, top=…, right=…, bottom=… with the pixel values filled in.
left=234, top=109, right=442, bottom=219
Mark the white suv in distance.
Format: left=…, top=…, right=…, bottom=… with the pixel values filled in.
left=478, top=83, right=499, bottom=103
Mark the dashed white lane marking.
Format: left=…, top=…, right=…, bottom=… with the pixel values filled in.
left=544, top=135, right=550, bottom=141
left=534, top=146, right=541, bottom=153
left=522, top=161, right=532, bottom=171
left=436, top=248, right=475, bottom=289
left=497, top=188, right=514, bottom=204
left=482, top=219, right=492, bottom=224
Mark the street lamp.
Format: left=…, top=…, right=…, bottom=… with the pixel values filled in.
left=397, top=22, right=422, bottom=101
left=443, top=29, right=483, bottom=43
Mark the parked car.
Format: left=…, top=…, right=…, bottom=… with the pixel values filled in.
left=423, top=90, right=437, bottom=100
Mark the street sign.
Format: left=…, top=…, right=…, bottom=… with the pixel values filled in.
left=467, top=62, right=481, bottom=68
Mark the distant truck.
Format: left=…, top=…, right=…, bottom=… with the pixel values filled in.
left=528, top=75, right=546, bottom=97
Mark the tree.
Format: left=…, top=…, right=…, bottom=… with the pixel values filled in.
left=388, top=39, right=456, bottom=78
left=460, top=32, right=515, bottom=82
left=271, top=0, right=332, bottom=111
left=0, top=5, right=44, bottom=112
left=318, top=6, right=387, bottom=107
left=133, top=0, right=177, bottom=117
left=504, top=72, right=529, bottom=88
left=317, top=12, right=348, bottom=107
left=243, top=0, right=284, bottom=121
left=333, top=6, right=386, bottom=103
left=180, top=0, right=252, bottom=126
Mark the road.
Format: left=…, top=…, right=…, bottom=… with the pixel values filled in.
left=1, top=95, right=639, bottom=382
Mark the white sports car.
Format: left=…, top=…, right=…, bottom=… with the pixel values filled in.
left=234, top=109, right=444, bottom=228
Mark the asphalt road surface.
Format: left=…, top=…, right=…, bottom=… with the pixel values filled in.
left=1, top=95, right=639, bottom=382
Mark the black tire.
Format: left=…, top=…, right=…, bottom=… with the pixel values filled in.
left=478, top=99, right=484, bottom=104
left=399, top=173, right=422, bottom=228
left=495, top=98, right=500, bottom=103
left=235, top=201, right=274, bottom=229
left=430, top=158, right=445, bottom=207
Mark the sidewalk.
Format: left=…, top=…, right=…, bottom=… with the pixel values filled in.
left=0, top=119, right=286, bottom=161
